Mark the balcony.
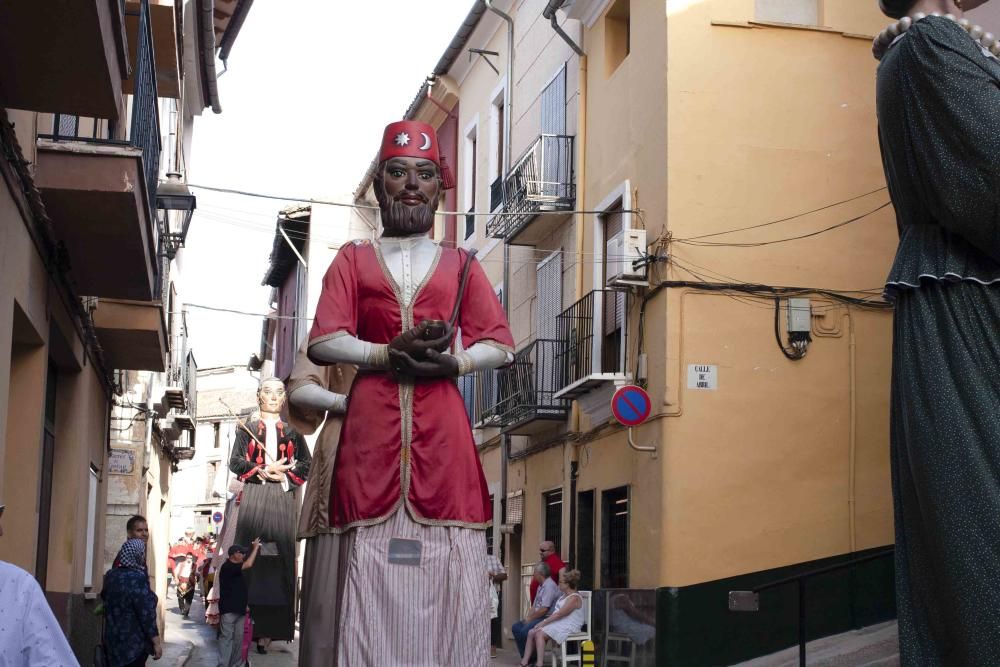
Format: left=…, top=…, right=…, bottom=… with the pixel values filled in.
left=164, top=342, right=197, bottom=424
left=555, top=290, right=631, bottom=400
left=125, top=1, right=181, bottom=99
left=496, top=339, right=571, bottom=434
left=91, top=299, right=167, bottom=372
left=486, top=135, right=576, bottom=245
left=462, top=340, right=570, bottom=436
left=34, top=0, right=162, bottom=301
left=0, top=0, right=129, bottom=120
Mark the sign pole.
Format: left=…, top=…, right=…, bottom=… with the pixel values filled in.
left=627, top=426, right=657, bottom=457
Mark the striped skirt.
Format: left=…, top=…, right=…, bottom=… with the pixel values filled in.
left=301, top=508, right=490, bottom=666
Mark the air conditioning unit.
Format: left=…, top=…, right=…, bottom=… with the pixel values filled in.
left=606, top=228, right=648, bottom=288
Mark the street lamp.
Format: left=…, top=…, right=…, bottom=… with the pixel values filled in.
left=156, top=172, right=197, bottom=259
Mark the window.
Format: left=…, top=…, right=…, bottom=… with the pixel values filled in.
left=84, top=466, right=99, bottom=588
left=543, top=488, right=563, bottom=553
left=213, top=422, right=221, bottom=448
left=464, top=120, right=479, bottom=241
left=486, top=494, right=496, bottom=554
left=755, top=0, right=819, bottom=25
left=490, top=87, right=507, bottom=211
left=605, top=0, right=631, bottom=76
left=601, top=486, right=630, bottom=588
left=540, top=66, right=569, bottom=199
left=467, top=136, right=477, bottom=240
left=536, top=250, right=562, bottom=340
left=601, top=202, right=626, bottom=372
left=36, top=362, right=58, bottom=587
left=576, top=490, right=596, bottom=591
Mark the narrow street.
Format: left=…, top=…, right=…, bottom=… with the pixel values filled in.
left=163, top=585, right=298, bottom=667
left=161, top=580, right=526, bottom=666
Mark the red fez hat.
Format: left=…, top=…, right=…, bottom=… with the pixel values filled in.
left=378, top=120, right=454, bottom=190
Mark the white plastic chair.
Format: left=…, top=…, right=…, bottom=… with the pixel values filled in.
left=548, top=590, right=592, bottom=667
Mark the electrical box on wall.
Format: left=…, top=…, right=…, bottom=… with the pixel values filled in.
left=787, top=298, right=811, bottom=332
left=607, top=228, right=648, bottom=288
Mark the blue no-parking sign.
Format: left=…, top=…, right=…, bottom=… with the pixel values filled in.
left=213, top=511, right=223, bottom=524
left=611, top=385, right=652, bottom=427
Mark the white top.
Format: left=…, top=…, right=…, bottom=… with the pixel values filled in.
left=540, top=592, right=587, bottom=645
left=378, top=234, right=438, bottom=306
left=264, top=418, right=279, bottom=462
left=0, top=560, right=79, bottom=666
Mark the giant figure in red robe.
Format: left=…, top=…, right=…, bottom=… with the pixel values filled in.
left=302, top=119, right=514, bottom=666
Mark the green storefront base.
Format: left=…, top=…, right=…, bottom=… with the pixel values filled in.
left=655, top=546, right=896, bottom=666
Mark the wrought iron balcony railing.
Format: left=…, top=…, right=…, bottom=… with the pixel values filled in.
left=556, top=289, right=631, bottom=398
left=461, top=339, right=571, bottom=433
left=461, top=368, right=502, bottom=430
left=495, top=338, right=570, bottom=430
left=487, top=134, right=576, bottom=240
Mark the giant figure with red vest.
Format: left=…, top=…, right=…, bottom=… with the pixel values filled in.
left=228, top=377, right=310, bottom=654
left=302, top=120, right=514, bottom=665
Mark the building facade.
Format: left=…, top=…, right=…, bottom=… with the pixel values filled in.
left=0, top=0, right=252, bottom=657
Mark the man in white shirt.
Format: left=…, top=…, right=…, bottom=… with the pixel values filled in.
left=0, top=503, right=79, bottom=666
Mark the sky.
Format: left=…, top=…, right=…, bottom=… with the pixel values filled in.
left=183, top=1, right=473, bottom=369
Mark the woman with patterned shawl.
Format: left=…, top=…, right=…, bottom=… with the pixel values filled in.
left=102, top=539, right=161, bottom=665
left=875, top=0, right=1000, bottom=663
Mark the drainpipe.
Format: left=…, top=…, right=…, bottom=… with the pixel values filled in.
left=484, top=0, right=515, bottom=586
left=542, top=1, right=584, bottom=55
left=542, top=0, right=588, bottom=431
left=484, top=0, right=513, bottom=172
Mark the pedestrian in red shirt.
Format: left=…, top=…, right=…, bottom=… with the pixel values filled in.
left=530, top=541, right=565, bottom=604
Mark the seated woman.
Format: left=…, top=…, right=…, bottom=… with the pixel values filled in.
left=520, top=569, right=585, bottom=667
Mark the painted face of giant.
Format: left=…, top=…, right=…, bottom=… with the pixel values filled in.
left=376, top=157, right=441, bottom=237
left=258, top=378, right=286, bottom=414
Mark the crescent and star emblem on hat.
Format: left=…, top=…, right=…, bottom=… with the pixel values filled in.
left=379, top=120, right=453, bottom=188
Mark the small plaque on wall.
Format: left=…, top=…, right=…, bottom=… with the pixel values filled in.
left=108, top=448, right=136, bottom=475
left=687, top=364, right=718, bottom=391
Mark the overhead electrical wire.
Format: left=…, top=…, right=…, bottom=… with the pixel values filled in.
left=189, top=182, right=643, bottom=218
left=672, top=201, right=893, bottom=248
left=676, top=186, right=889, bottom=241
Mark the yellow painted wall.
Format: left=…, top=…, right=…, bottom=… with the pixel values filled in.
left=0, top=112, right=111, bottom=596
left=534, top=0, right=900, bottom=590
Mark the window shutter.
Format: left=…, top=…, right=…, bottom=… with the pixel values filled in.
left=536, top=251, right=563, bottom=340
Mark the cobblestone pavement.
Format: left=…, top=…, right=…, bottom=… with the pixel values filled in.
left=162, top=584, right=530, bottom=666
left=162, top=586, right=298, bottom=666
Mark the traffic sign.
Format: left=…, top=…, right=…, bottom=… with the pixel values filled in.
left=611, top=385, right=651, bottom=427
left=212, top=511, right=223, bottom=524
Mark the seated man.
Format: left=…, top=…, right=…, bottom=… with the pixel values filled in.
left=512, top=563, right=560, bottom=657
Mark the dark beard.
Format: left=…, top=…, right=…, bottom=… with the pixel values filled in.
left=381, top=199, right=436, bottom=236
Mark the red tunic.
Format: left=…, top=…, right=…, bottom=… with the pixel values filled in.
left=308, top=241, right=514, bottom=531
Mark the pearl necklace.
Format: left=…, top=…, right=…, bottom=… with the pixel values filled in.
left=872, top=13, right=1000, bottom=60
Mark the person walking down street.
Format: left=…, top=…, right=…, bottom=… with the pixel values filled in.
left=512, top=563, right=560, bottom=657
left=102, top=538, right=162, bottom=666
left=218, top=539, right=262, bottom=667
left=175, top=552, right=197, bottom=618
left=0, top=503, right=78, bottom=666
left=486, top=550, right=508, bottom=658
left=520, top=570, right=586, bottom=667
left=530, top=541, right=565, bottom=605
